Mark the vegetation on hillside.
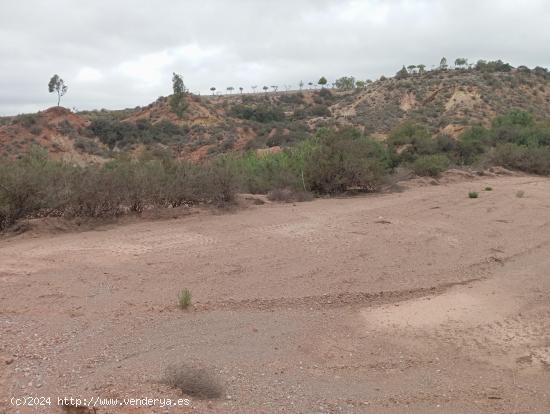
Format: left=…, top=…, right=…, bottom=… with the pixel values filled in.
left=2, top=109, right=550, bottom=231
left=3, top=59, right=550, bottom=160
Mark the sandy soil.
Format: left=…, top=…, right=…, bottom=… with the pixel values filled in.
left=1, top=174, right=549, bottom=413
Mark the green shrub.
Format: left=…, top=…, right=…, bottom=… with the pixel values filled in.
left=303, top=128, right=390, bottom=193
left=88, top=118, right=189, bottom=149
left=492, top=143, right=550, bottom=175
left=411, top=154, right=450, bottom=177
left=229, top=104, right=285, bottom=123
left=469, top=191, right=479, bottom=199
left=226, top=148, right=306, bottom=194
left=456, top=126, right=490, bottom=164
left=15, top=114, right=39, bottom=128
left=309, top=104, right=331, bottom=117
left=0, top=148, right=72, bottom=229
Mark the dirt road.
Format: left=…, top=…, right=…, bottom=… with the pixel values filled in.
left=1, top=174, right=549, bottom=413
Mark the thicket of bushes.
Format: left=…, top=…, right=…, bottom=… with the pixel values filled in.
left=229, top=104, right=285, bottom=123
left=0, top=150, right=235, bottom=230
left=88, top=118, right=190, bottom=149
left=2, top=110, right=550, bottom=231
left=386, top=110, right=550, bottom=175
left=227, top=127, right=391, bottom=194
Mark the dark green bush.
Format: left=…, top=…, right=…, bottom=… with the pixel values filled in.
left=309, top=104, right=331, bottom=117
left=303, top=128, right=390, bottom=193
left=492, top=143, right=550, bottom=175
left=411, top=154, right=450, bottom=177
left=455, top=126, right=490, bottom=164
left=229, top=104, right=285, bottom=123
left=88, top=118, right=189, bottom=149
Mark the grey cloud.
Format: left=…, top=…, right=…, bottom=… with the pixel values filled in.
left=1, top=0, right=549, bottom=114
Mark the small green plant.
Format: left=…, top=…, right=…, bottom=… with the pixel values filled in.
left=178, top=288, right=192, bottom=309
left=469, top=191, right=479, bottom=199
left=516, top=190, right=525, bottom=198
left=484, top=186, right=492, bottom=191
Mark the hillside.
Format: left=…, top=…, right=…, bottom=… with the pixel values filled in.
left=1, top=65, right=550, bottom=161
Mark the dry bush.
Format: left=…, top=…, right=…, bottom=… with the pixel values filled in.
left=162, top=363, right=223, bottom=399
left=267, top=188, right=313, bottom=203
left=0, top=150, right=239, bottom=231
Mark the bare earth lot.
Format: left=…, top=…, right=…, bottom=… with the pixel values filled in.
left=1, top=174, right=549, bottom=413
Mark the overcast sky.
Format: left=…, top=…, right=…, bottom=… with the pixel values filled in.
left=1, top=0, right=549, bottom=115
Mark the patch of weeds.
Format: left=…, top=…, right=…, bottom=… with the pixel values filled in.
left=484, top=186, right=493, bottom=191
left=469, top=191, right=479, bottom=199
left=516, top=190, right=525, bottom=198
left=178, top=288, right=192, bottom=309
left=163, top=363, right=223, bottom=399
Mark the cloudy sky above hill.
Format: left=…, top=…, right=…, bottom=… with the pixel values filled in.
left=1, top=0, right=549, bottom=115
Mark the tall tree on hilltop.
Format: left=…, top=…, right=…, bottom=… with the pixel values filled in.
left=334, top=76, right=355, bottom=89
left=170, top=72, right=188, bottom=118
left=454, top=58, right=468, bottom=69
left=395, top=66, right=409, bottom=79
left=48, top=74, right=68, bottom=106
left=440, top=57, right=448, bottom=70
left=318, top=76, right=328, bottom=88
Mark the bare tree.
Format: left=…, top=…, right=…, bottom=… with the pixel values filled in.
left=251, top=85, right=258, bottom=93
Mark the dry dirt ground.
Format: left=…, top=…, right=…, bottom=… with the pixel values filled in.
left=1, top=174, right=549, bottom=413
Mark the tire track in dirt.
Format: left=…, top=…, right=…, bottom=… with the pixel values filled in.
left=180, top=276, right=485, bottom=312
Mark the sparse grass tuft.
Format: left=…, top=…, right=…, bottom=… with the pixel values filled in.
left=484, top=186, right=493, bottom=191
left=178, top=288, right=192, bottom=309
left=516, top=190, right=525, bottom=198
left=163, top=363, right=223, bottom=399
left=469, top=191, right=479, bottom=199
